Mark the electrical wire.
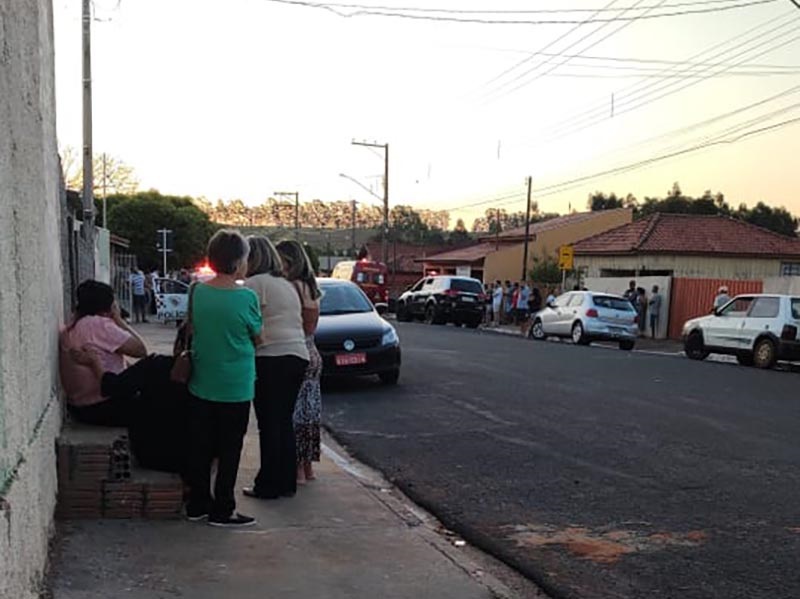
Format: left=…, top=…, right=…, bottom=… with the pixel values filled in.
left=263, top=0, right=778, bottom=24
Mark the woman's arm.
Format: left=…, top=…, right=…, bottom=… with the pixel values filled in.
left=111, top=302, right=148, bottom=358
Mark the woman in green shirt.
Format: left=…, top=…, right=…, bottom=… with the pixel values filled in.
left=185, top=229, right=263, bottom=528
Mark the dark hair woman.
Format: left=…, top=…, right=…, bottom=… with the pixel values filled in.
left=59, top=280, right=147, bottom=426
left=243, top=236, right=310, bottom=499
left=276, top=239, right=323, bottom=484
left=184, top=229, right=263, bottom=527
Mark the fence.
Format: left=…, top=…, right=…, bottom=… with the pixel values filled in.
left=111, top=253, right=137, bottom=317
left=667, top=278, right=763, bottom=339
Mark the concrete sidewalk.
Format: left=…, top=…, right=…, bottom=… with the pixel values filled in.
left=49, top=323, right=541, bottom=599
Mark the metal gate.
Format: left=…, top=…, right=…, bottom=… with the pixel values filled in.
left=111, top=253, right=137, bottom=317
left=668, top=278, right=763, bottom=339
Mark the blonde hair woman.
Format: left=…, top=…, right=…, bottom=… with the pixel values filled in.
left=243, top=236, right=309, bottom=499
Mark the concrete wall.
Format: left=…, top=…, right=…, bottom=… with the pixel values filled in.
left=584, top=276, right=672, bottom=339
left=0, top=1, right=64, bottom=597
left=577, top=254, right=785, bottom=280
left=763, top=277, right=800, bottom=295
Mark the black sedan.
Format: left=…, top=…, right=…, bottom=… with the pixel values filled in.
left=315, top=278, right=401, bottom=385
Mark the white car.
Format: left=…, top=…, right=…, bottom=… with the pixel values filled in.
left=529, top=291, right=639, bottom=350
left=682, top=294, right=800, bottom=369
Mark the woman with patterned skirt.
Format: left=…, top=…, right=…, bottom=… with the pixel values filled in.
left=276, top=240, right=323, bottom=483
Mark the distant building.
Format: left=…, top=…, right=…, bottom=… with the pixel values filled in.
left=419, top=208, right=633, bottom=282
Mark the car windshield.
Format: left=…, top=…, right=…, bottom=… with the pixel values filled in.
left=451, top=279, right=483, bottom=293
left=593, top=295, right=635, bottom=311
left=320, top=284, right=374, bottom=315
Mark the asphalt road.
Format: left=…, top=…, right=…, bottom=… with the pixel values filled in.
left=323, top=322, right=800, bottom=599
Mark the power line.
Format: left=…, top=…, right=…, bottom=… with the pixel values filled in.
left=530, top=12, right=800, bottom=142
left=482, top=0, right=671, bottom=104
left=264, top=0, right=778, bottom=24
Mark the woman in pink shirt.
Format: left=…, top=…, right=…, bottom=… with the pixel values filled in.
left=59, top=280, right=147, bottom=426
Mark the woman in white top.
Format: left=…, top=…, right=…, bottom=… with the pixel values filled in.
left=243, top=236, right=309, bottom=500
left=276, top=240, right=323, bottom=484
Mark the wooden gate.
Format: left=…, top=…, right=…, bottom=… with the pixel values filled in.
left=668, top=278, right=763, bottom=339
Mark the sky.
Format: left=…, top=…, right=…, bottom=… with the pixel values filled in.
left=53, top=0, right=800, bottom=227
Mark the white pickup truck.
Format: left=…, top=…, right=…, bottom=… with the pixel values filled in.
left=682, top=294, right=800, bottom=369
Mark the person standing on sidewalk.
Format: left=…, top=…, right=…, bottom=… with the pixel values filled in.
left=244, top=236, right=309, bottom=500
left=129, top=267, right=148, bottom=323
left=185, top=230, right=263, bottom=527
left=492, top=280, right=503, bottom=327
left=648, top=285, right=662, bottom=339
left=277, top=240, right=323, bottom=485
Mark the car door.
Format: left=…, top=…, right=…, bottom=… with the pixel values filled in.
left=154, top=278, right=189, bottom=322
left=545, top=293, right=575, bottom=336
left=740, top=296, right=780, bottom=350
left=704, top=296, right=753, bottom=348
left=413, top=278, right=435, bottom=315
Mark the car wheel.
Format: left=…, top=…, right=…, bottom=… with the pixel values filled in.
left=466, top=318, right=481, bottom=329
left=736, top=353, right=754, bottom=366
left=530, top=319, right=546, bottom=340
left=425, top=305, right=444, bottom=325
left=752, top=338, right=777, bottom=369
left=572, top=321, right=589, bottom=345
left=684, top=332, right=709, bottom=361
left=378, top=369, right=400, bottom=385
left=619, top=340, right=635, bottom=351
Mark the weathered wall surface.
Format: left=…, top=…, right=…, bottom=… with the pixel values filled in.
left=576, top=254, right=784, bottom=280
left=0, top=1, right=65, bottom=597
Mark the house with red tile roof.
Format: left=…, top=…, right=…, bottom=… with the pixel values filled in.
left=420, top=208, right=632, bottom=282
left=574, top=213, right=800, bottom=279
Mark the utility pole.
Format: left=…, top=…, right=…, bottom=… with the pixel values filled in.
left=521, top=176, right=533, bottom=280
left=494, top=208, right=501, bottom=250
left=102, top=153, right=107, bottom=229
left=81, top=0, right=94, bottom=236
left=351, top=199, right=357, bottom=256
left=274, top=191, right=300, bottom=238
left=351, top=140, right=389, bottom=264
left=157, top=229, right=172, bottom=276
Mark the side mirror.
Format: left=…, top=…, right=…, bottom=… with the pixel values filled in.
left=375, top=302, right=389, bottom=315
left=713, top=307, right=721, bottom=316
left=546, top=301, right=555, bottom=309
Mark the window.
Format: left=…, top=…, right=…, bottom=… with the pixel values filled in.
left=451, top=279, right=483, bottom=294
left=593, top=295, right=635, bottom=311
left=356, top=272, right=366, bottom=283
left=720, top=297, right=753, bottom=317
left=748, top=297, right=779, bottom=318
left=410, top=279, right=425, bottom=292
left=790, top=299, right=800, bottom=320
left=554, top=294, right=572, bottom=308
left=781, top=262, right=800, bottom=276
left=567, top=294, right=585, bottom=307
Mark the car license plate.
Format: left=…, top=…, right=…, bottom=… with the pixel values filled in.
left=335, top=353, right=367, bottom=366
left=461, top=296, right=475, bottom=302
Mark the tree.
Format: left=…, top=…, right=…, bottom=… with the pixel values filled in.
left=588, top=192, right=623, bottom=211
left=738, top=202, right=798, bottom=237
left=106, top=191, right=218, bottom=271
left=528, top=256, right=562, bottom=285
left=449, top=218, right=472, bottom=244
left=61, top=146, right=139, bottom=195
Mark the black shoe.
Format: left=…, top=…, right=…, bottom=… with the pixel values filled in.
left=185, top=505, right=210, bottom=522
left=242, top=486, right=278, bottom=500
left=208, top=512, right=256, bottom=528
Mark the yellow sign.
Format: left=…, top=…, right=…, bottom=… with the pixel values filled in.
left=558, top=245, right=574, bottom=271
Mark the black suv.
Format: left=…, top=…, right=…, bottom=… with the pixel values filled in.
left=396, top=276, right=485, bottom=327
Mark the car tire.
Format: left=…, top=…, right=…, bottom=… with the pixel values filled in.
left=530, top=319, right=546, bottom=340
left=466, top=318, right=481, bottom=329
left=752, top=338, right=777, bottom=369
left=619, top=340, right=635, bottom=351
left=396, top=303, right=411, bottom=322
left=572, top=322, right=589, bottom=345
left=379, top=369, right=400, bottom=385
left=736, top=353, right=754, bottom=366
left=684, top=331, right=709, bottom=361
left=425, top=305, right=444, bottom=325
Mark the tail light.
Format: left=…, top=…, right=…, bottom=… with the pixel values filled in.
left=383, top=289, right=389, bottom=302
left=478, top=293, right=488, bottom=302
left=586, top=308, right=598, bottom=318
left=633, top=314, right=639, bottom=324
left=781, top=324, right=798, bottom=341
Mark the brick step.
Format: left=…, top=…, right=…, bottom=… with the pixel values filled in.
left=56, top=422, right=185, bottom=520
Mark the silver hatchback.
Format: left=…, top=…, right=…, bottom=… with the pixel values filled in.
left=528, top=291, right=639, bottom=350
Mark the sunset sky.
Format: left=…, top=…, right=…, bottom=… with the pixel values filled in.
left=53, top=0, right=800, bottom=226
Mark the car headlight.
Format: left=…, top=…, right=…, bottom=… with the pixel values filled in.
left=381, top=326, right=399, bottom=346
